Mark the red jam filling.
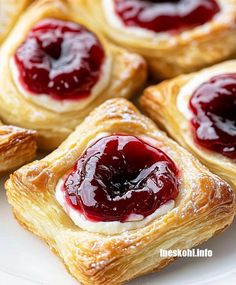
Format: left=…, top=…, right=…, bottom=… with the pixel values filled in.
left=14, top=18, right=105, bottom=101
left=114, top=0, right=220, bottom=33
left=62, top=135, right=179, bottom=222
left=189, top=74, right=236, bottom=160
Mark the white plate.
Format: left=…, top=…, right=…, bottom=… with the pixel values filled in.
left=1, top=177, right=236, bottom=285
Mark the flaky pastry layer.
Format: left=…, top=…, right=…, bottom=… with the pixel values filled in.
left=6, top=98, right=235, bottom=285
left=0, top=123, right=37, bottom=175
left=0, top=0, right=32, bottom=44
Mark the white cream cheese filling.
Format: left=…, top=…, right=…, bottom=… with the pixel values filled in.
left=56, top=183, right=174, bottom=235
left=55, top=133, right=176, bottom=235
left=10, top=55, right=111, bottom=113
left=102, top=0, right=230, bottom=42
left=177, top=64, right=236, bottom=120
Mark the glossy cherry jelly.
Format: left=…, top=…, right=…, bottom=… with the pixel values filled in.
left=189, top=74, right=236, bottom=160
left=114, top=0, right=220, bottom=33
left=62, top=135, right=179, bottom=222
left=14, top=18, right=105, bottom=101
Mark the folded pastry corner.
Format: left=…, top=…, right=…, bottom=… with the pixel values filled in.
left=0, top=0, right=32, bottom=44
left=0, top=124, right=37, bottom=175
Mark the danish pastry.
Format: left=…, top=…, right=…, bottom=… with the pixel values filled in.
left=85, top=0, right=236, bottom=78
left=0, top=0, right=32, bottom=44
left=0, top=0, right=146, bottom=150
left=6, top=98, right=235, bottom=285
left=141, top=60, right=236, bottom=189
left=0, top=123, right=36, bottom=175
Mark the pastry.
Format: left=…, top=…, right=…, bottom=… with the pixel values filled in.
left=140, top=60, right=236, bottom=190
left=0, top=123, right=36, bottom=175
left=85, top=0, right=236, bottom=78
left=0, top=0, right=146, bottom=150
left=6, top=98, right=235, bottom=285
left=0, top=0, right=32, bottom=44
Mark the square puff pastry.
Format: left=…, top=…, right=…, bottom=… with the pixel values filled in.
left=0, top=0, right=146, bottom=150
left=140, top=60, right=236, bottom=191
left=6, top=98, right=235, bottom=285
left=0, top=123, right=37, bottom=175
left=0, top=0, right=32, bottom=44
left=84, top=0, right=236, bottom=79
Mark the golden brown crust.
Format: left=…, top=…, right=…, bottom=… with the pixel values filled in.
left=84, top=0, right=236, bottom=79
left=0, top=124, right=37, bottom=175
left=140, top=60, right=236, bottom=190
left=0, top=0, right=147, bottom=150
left=6, top=98, right=235, bottom=285
left=0, top=0, right=32, bottom=44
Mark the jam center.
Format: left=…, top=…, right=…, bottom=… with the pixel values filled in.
left=14, top=18, right=105, bottom=101
left=189, top=74, right=236, bottom=159
left=62, top=135, right=179, bottom=222
left=114, top=0, right=220, bottom=33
